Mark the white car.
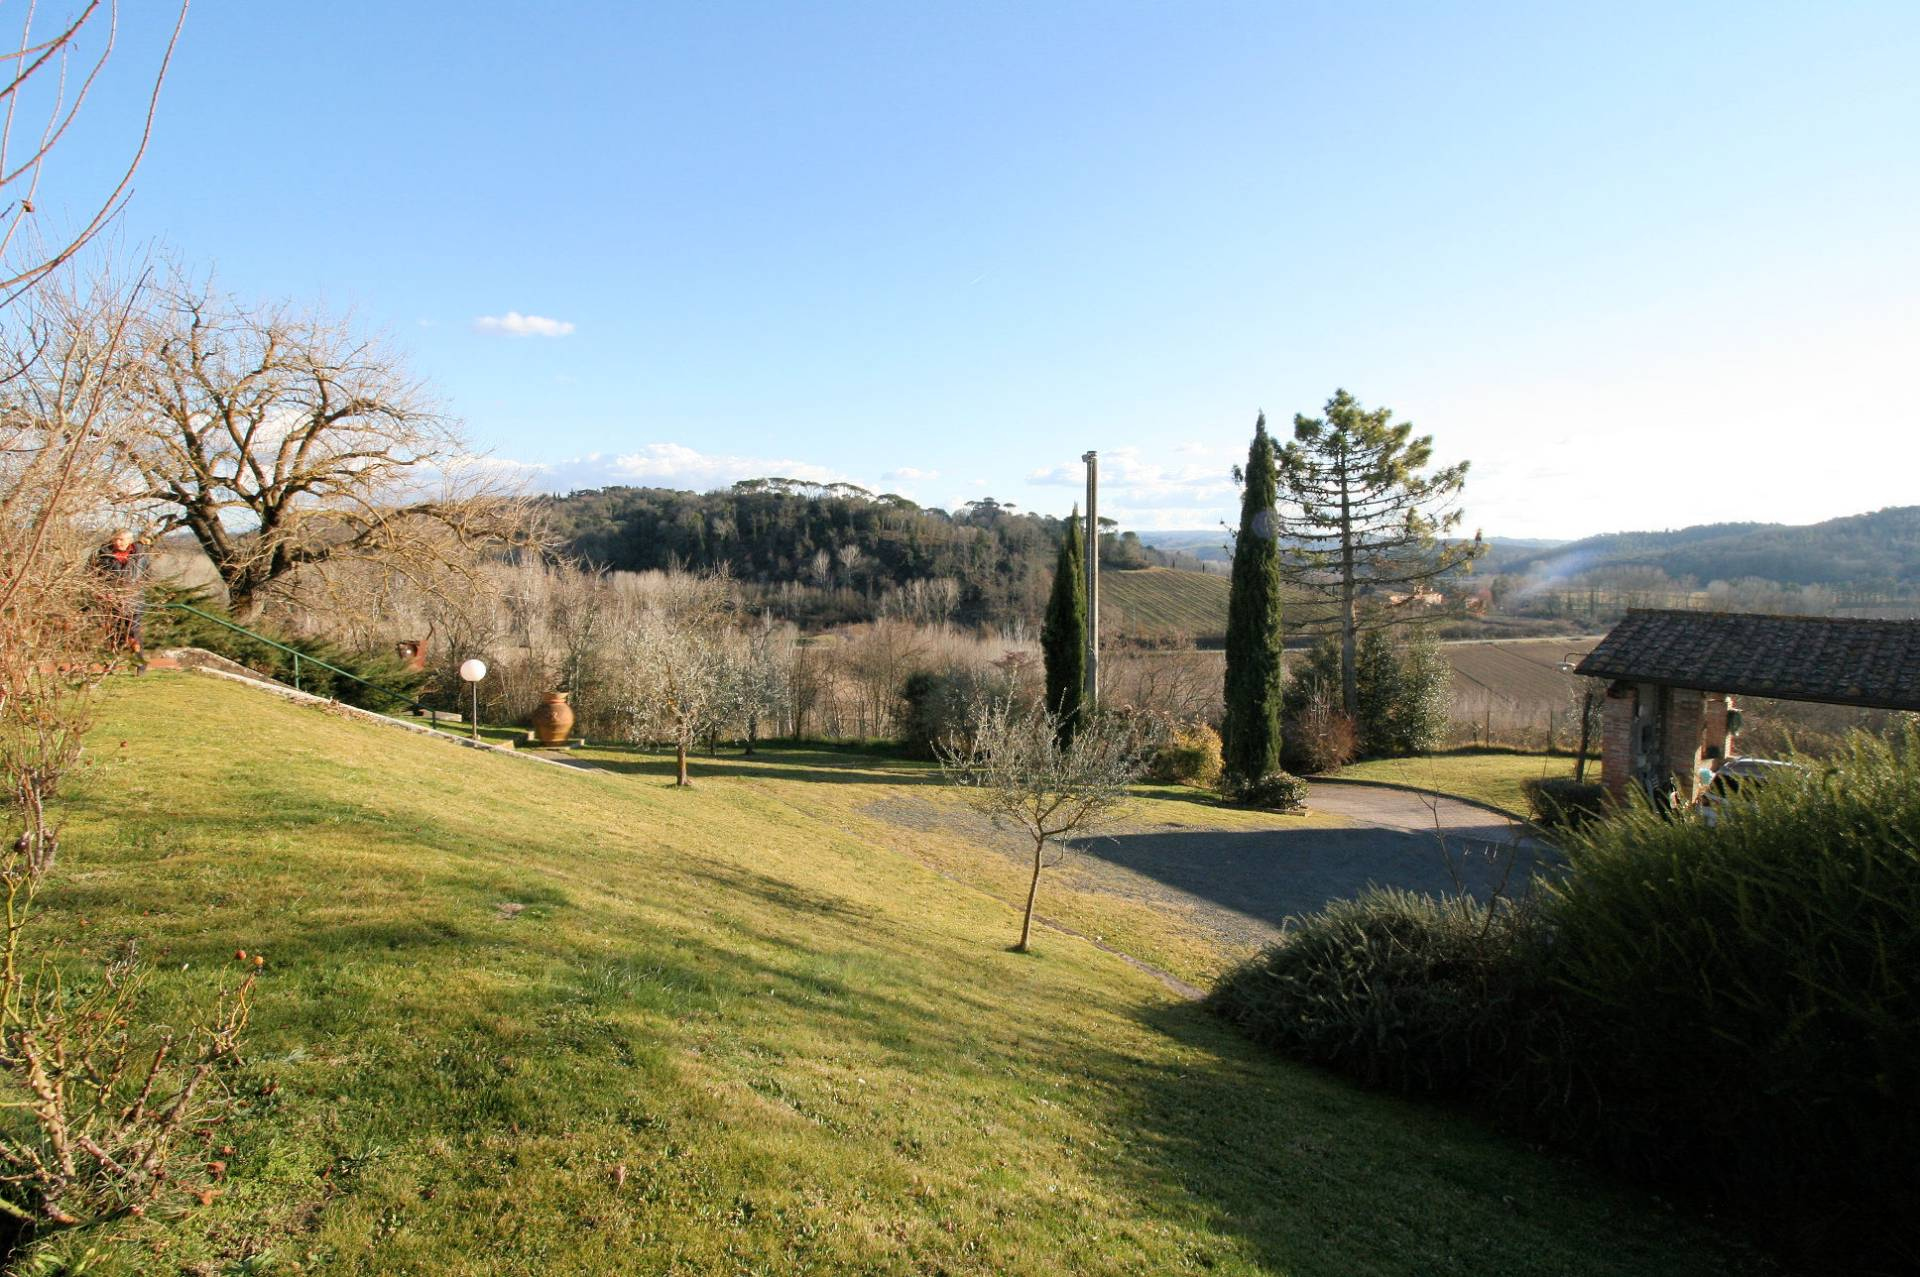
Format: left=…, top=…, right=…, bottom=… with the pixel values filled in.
left=1699, top=757, right=1810, bottom=825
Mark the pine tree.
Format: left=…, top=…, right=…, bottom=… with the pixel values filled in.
left=1275, top=389, right=1483, bottom=717
left=1223, top=415, right=1285, bottom=783
left=1040, top=509, right=1087, bottom=742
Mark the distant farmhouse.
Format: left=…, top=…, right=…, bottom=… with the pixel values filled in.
left=1575, top=609, right=1920, bottom=804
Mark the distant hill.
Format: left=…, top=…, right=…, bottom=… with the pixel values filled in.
left=1485, top=507, right=1920, bottom=590
left=1137, top=530, right=1232, bottom=563
left=1145, top=531, right=1569, bottom=567
left=1153, top=508, right=1920, bottom=593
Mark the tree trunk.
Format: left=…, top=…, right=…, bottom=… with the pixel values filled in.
left=676, top=741, right=689, bottom=786
left=745, top=714, right=758, bottom=756
left=227, top=587, right=263, bottom=624
left=1575, top=689, right=1595, bottom=782
left=1016, top=834, right=1044, bottom=953
left=1338, top=444, right=1359, bottom=718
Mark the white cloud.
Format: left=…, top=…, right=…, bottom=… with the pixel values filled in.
left=496, top=443, right=858, bottom=494
left=472, top=311, right=576, bottom=338
left=883, top=466, right=938, bottom=482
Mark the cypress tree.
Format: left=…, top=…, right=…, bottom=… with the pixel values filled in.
left=1223, top=415, right=1285, bottom=783
left=1040, top=508, right=1087, bottom=741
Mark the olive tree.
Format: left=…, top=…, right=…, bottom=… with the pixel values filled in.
left=609, top=570, right=737, bottom=786
left=940, top=699, right=1143, bottom=953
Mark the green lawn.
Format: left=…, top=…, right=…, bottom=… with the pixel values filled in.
left=1330, top=750, right=1581, bottom=817
left=20, top=674, right=1759, bottom=1274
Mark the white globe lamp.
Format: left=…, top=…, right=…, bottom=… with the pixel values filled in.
left=458, top=658, right=488, bottom=740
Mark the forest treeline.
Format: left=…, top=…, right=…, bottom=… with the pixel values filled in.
left=542, top=484, right=1920, bottom=634
left=541, top=480, right=1189, bottom=628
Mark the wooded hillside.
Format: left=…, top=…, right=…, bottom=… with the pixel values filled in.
left=543, top=481, right=1173, bottom=627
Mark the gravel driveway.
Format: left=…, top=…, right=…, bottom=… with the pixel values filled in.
left=866, top=784, right=1557, bottom=953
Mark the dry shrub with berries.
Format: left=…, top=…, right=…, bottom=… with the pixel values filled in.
left=0, top=269, right=257, bottom=1233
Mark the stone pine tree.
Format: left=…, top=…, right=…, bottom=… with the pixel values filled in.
left=1223, top=415, right=1285, bottom=784
left=1275, top=389, right=1483, bottom=718
left=1040, top=508, right=1088, bottom=743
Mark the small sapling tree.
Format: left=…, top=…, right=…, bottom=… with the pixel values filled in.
left=939, top=698, right=1142, bottom=953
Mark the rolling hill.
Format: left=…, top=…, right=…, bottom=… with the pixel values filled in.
left=1480, top=506, right=1920, bottom=589
left=1100, top=567, right=1234, bottom=640
left=24, top=672, right=1758, bottom=1273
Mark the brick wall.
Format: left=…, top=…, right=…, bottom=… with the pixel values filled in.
left=1602, top=684, right=1636, bottom=802
left=1664, top=688, right=1706, bottom=800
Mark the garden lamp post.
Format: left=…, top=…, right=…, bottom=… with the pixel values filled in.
left=459, top=658, right=488, bottom=742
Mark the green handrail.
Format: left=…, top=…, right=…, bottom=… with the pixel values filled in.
left=162, top=601, right=436, bottom=718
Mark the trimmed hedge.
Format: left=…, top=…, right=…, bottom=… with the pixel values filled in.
left=1224, top=770, right=1307, bottom=812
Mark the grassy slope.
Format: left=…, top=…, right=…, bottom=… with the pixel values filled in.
left=1330, top=751, right=1578, bottom=817
left=27, top=675, right=1755, bottom=1274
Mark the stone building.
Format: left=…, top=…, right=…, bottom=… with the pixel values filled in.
left=1574, top=609, right=1920, bottom=804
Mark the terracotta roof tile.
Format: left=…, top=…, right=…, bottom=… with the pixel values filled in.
left=1574, top=609, right=1920, bottom=710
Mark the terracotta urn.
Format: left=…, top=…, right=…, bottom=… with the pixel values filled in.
left=531, top=691, right=575, bottom=745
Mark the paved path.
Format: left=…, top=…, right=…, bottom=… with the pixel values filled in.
left=869, top=782, right=1558, bottom=956
left=1304, top=782, right=1533, bottom=847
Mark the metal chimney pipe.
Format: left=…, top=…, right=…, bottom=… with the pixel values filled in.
left=1082, top=450, right=1099, bottom=708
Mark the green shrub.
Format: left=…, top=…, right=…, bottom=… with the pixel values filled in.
left=1210, top=729, right=1920, bottom=1268
left=1207, top=889, right=1547, bottom=1094
left=1283, top=630, right=1449, bottom=763
left=1533, top=731, right=1920, bottom=1259
left=897, top=669, right=1005, bottom=759
left=1355, top=628, right=1450, bottom=757
left=1520, top=776, right=1609, bottom=828
left=1147, top=722, right=1223, bottom=787
left=146, top=587, right=425, bottom=713
left=1224, top=770, right=1307, bottom=811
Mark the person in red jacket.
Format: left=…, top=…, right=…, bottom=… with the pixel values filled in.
left=94, top=530, right=149, bottom=656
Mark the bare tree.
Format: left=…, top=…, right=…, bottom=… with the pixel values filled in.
left=102, top=269, right=533, bottom=620
left=841, top=620, right=926, bottom=738
left=940, top=699, right=1143, bottom=953
left=0, top=2, right=191, bottom=303
left=732, top=613, right=792, bottom=755
left=610, top=570, right=736, bottom=786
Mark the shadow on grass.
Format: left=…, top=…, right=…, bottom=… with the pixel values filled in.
left=1065, top=998, right=1764, bottom=1276
left=571, top=744, right=941, bottom=788
left=45, top=793, right=1750, bottom=1273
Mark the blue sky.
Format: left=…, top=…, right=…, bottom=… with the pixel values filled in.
left=39, top=1, right=1920, bottom=538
